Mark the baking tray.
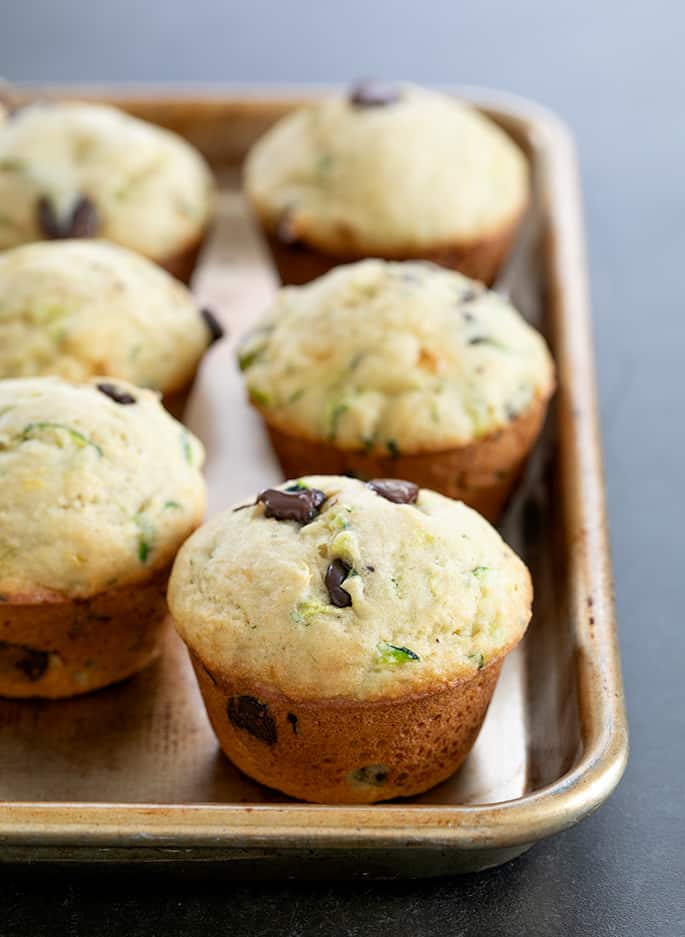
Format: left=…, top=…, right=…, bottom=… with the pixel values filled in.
left=0, top=88, right=628, bottom=876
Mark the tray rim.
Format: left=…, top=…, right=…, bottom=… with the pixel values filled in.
left=0, top=86, right=628, bottom=858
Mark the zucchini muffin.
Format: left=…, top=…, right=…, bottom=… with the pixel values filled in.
left=0, top=377, right=206, bottom=698
left=244, top=82, right=528, bottom=285
left=0, top=100, right=215, bottom=282
left=168, top=475, right=532, bottom=803
left=0, top=240, right=224, bottom=418
left=238, top=259, right=555, bottom=521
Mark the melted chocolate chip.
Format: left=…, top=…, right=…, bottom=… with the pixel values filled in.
left=0, top=640, right=50, bottom=681
left=201, top=307, right=224, bottom=345
left=257, top=487, right=327, bottom=524
left=325, top=558, right=352, bottom=607
left=367, top=478, right=419, bottom=504
left=349, top=80, right=402, bottom=108
left=36, top=194, right=100, bottom=239
left=227, top=694, right=277, bottom=746
left=96, top=382, right=137, bottom=405
left=287, top=712, right=299, bottom=735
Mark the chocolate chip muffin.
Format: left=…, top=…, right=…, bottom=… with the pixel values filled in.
left=168, top=475, right=532, bottom=803
left=0, top=101, right=215, bottom=282
left=238, top=259, right=555, bottom=520
left=0, top=377, right=206, bottom=698
left=244, top=82, right=528, bottom=285
left=0, top=240, right=224, bottom=418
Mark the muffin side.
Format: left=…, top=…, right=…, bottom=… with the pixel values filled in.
left=191, top=652, right=504, bottom=803
left=0, top=567, right=171, bottom=699
left=261, top=208, right=523, bottom=287
left=263, top=391, right=548, bottom=522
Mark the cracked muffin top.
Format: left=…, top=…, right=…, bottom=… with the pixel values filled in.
left=168, top=475, right=532, bottom=701
left=0, top=101, right=214, bottom=260
left=244, top=83, right=528, bottom=254
left=238, top=259, right=555, bottom=453
left=0, top=377, right=206, bottom=601
left=0, top=240, right=221, bottom=393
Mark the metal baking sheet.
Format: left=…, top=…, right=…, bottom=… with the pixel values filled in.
left=0, top=89, right=628, bottom=875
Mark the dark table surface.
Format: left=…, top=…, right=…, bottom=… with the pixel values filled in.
left=1, top=2, right=683, bottom=935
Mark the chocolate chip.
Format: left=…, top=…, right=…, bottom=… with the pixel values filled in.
left=349, top=80, right=402, bottom=108
left=468, top=336, right=491, bottom=346
left=96, top=382, right=137, bottom=405
left=36, top=196, right=63, bottom=239
left=505, top=403, right=520, bottom=421
left=227, top=694, right=277, bottom=746
left=201, top=307, right=224, bottom=345
left=287, top=712, right=299, bottom=735
left=36, top=194, right=100, bottom=239
left=0, top=640, right=51, bottom=682
left=257, top=487, right=327, bottom=524
left=275, top=207, right=304, bottom=247
left=325, top=558, right=352, bottom=607
left=69, top=195, right=100, bottom=237
left=367, top=478, right=419, bottom=504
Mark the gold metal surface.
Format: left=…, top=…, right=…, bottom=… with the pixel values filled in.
left=0, top=90, right=628, bottom=874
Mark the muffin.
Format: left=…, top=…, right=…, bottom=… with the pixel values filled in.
left=244, top=82, right=528, bottom=285
left=238, top=260, right=555, bottom=521
left=0, top=240, right=224, bottom=418
left=0, top=377, right=206, bottom=699
left=168, top=475, right=532, bottom=803
left=0, top=100, right=215, bottom=281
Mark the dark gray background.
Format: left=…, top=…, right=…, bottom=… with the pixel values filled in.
left=1, top=2, right=682, bottom=935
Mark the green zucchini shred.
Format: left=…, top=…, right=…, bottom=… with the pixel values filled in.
left=350, top=765, right=388, bottom=786
left=237, top=345, right=265, bottom=371
left=19, top=422, right=102, bottom=456
left=181, top=430, right=194, bottom=465
left=134, top=513, right=154, bottom=564
left=248, top=386, right=271, bottom=407
left=375, top=642, right=420, bottom=665
left=326, top=401, right=349, bottom=440
left=289, top=598, right=330, bottom=626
